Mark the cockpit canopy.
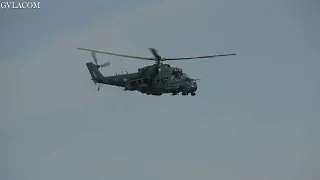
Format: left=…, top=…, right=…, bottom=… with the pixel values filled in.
left=172, top=68, right=182, bottom=74
left=172, top=68, right=183, bottom=78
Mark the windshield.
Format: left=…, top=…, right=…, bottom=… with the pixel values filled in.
left=172, top=68, right=183, bottom=78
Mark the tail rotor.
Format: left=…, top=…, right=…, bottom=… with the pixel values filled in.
left=89, top=52, right=110, bottom=91
left=91, top=52, right=111, bottom=69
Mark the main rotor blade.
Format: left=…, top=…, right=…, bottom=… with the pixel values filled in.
left=78, top=47, right=153, bottom=60
left=164, top=53, right=236, bottom=61
left=149, top=48, right=160, bottom=58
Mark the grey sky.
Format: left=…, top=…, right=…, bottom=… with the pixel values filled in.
left=1, top=0, right=319, bottom=180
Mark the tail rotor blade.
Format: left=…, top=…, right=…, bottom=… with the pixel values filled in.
left=100, top=61, right=111, bottom=67
left=91, top=51, right=110, bottom=68
left=91, top=52, right=98, bottom=64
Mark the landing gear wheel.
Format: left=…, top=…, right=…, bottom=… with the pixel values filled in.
left=191, top=92, right=196, bottom=96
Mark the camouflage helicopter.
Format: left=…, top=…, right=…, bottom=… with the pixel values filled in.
left=78, top=47, right=236, bottom=96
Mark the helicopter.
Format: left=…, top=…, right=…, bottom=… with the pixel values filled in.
left=78, top=47, right=236, bottom=96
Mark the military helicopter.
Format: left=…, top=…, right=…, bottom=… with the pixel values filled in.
left=78, top=47, right=236, bottom=96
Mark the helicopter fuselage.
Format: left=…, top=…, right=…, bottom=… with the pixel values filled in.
left=88, top=62, right=197, bottom=96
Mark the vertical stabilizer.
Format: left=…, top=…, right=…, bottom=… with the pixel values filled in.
left=86, top=62, right=104, bottom=83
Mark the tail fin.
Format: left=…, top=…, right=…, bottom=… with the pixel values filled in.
left=86, top=62, right=104, bottom=83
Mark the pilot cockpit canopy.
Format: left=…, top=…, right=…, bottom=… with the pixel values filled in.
left=172, top=68, right=182, bottom=74
left=172, top=68, right=183, bottom=78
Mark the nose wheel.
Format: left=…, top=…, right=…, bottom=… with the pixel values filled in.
left=191, top=92, right=196, bottom=96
